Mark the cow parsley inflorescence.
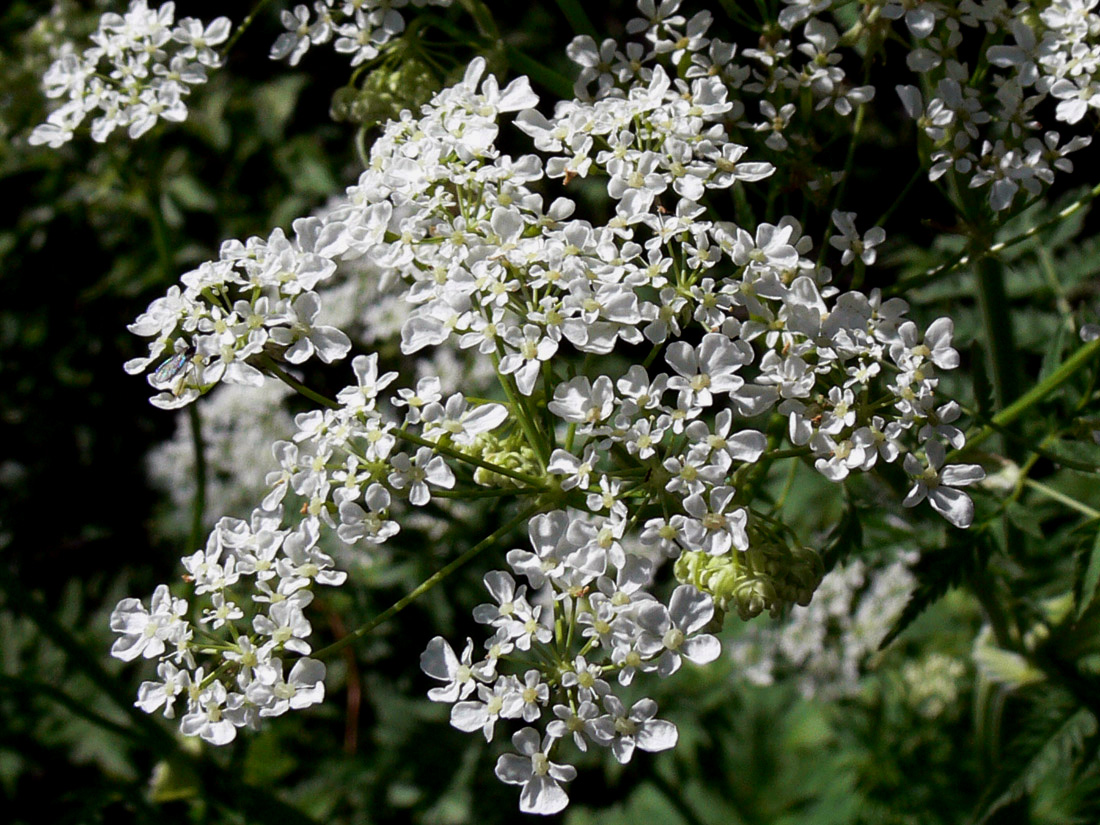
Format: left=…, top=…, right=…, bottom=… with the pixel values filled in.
left=108, top=0, right=1002, bottom=814
left=30, top=0, right=231, bottom=147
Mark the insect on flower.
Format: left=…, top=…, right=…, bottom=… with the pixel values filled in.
left=152, top=345, right=198, bottom=397
left=153, top=348, right=191, bottom=384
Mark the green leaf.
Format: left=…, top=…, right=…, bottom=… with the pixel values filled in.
left=1077, top=529, right=1100, bottom=621
left=820, top=500, right=862, bottom=571
left=148, top=757, right=202, bottom=803
left=1005, top=501, right=1045, bottom=540
left=972, top=706, right=1098, bottom=825
left=973, top=631, right=1045, bottom=688
left=165, top=173, right=216, bottom=213
left=1039, top=320, right=1070, bottom=384
left=1044, top=439, right=1100, bottom=470
left=880, top=534, right=989, bottom=649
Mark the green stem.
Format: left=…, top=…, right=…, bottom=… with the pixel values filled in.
left=311, top=503, right=543, bottom=660
left=261, top=358, right=548, bottom=487
left=261, top=357, right=340, bottom=408
left=766, top=446, right=813, bottom=460
left=976, top=250, right=1023, bottom=415
left=187, top=402, right=207, bottom=551
left=494, top=360, right=549, bottom=468
left=147, top=192, right=173, bottom=282
left=504, top=45, right=575, bottom=100
left=221, top=0, right=278, bottom=57
left=552, top=0, right=599, bottom=38
left=963, top=339, right=1100, bottom=452
left=393, top=426, right=547, bottom=488
left=898, top=180, right=1100, bottom=292
left=1024, top=478, right=1100, bottom=521
left=876, top=167, right=923, bottom=228
left=430, top=486, right=534, bottom=499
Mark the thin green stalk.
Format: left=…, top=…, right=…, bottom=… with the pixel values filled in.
left=975, top=250, right=1023, bottom=414
left=221, top=0, right=278, bottom=57
left=897, top=180, right=1100, bottom=292
left=768, top=455, right=800, bottom=515
left=818, top=95, right=868, bottom=270
left=261, top=357, right=340, bottom=408
left=552, top=0, right=599, bottom=38
left=876, top=167, right=923, bottom=228
left=187, top=402, right=207, bottom=551
left=766, top=446, right=813, bottom=460
left=430, top=486, right=535, bottom=499
left=1037, top=243, right=1076, bottom=335
left=394, top=426, right=548, bottom=488
left=147, top=192, right=173, bottom=282
left=1024, top=478, right=1100, bottom=521
left=261, top=358, right=549, bottom=487
left=504, top=45, right=576, bottom=100
left=312, top=503, right=543, bottom=660
left=963, top=338, right=1100, bottom=452
left=493, top=356, right=550, bottom=469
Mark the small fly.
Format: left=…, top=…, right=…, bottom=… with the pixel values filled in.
left=153, top=348, right=191, bottom=384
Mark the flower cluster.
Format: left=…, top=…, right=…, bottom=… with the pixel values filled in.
left=269, top=0, right=453, bottom=67
left=890, top=0, right=1094, bottom=210
left=124, top=219, right=353, bottom=409
left=113, top=0, right=988, bottom=814
left=109, top=510, right=339, bottom=744
left=29, top=0, right=230, bottom=148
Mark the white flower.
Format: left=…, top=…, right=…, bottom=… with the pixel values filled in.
left=494, top=727, right=577, bottom=815
left=248, top=658, right=326, bottom=717
left=450, top=677, right=522, bottom=741
left=902, top=441, right=985, bottom=528
left=829, top=211, right=886, bottom=265
left=110, top=584, right=189, bottom=662
left=388, top=447, right=455, bottom=506
left=179, top=679, right=241, bottom=745
left=636, top=585, right=722, bottom=676
left=421, top=637, right=484, bottom=703
left=253, top=597, right=313, bottom=655
left=665, top=332, right=749, bottom=408
left=590, top=695, right=678, bottom=763
left=136, top=661, right=191, bottom=718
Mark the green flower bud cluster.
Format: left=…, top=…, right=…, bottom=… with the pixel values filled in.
left=674, top=542, right=824, bottom=621
left=469, top=431, right=540, bottom=488
left=331, top=58, right=439, bottom=127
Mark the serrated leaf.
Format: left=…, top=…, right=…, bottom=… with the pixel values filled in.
left=880, top=535, right=988, bottom=649
left=972, top=707, right=1097, bottom=825
left=1077, top=529, right=1100, bottom=621
left=821, top=501, right=862, bottom=571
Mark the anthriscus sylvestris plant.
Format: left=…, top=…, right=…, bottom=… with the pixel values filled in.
left=47, top=0, right=1100, bottom=815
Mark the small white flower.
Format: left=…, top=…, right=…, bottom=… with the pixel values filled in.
left=494, top=727, right=577, bottom=815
